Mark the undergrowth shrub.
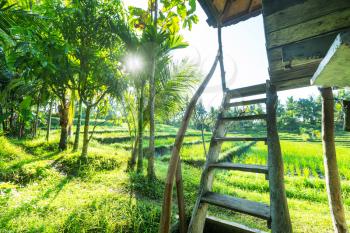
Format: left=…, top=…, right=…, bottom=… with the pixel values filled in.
left=55, top=152, right=121, bottom=177
left=127, top=173, right=163, bottom=200
left=2, top=161, right=54, bottom=184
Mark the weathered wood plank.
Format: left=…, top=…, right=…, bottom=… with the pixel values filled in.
left=262, top=0, right=304, bottom=16
left=214, top=137, right=267, bottom=142
left=201, top=192, right=271, bottom=220
left=227, top=83, right=267, bottom=99
left=264, top=0, right=350, bottom=33
left=221, top=114, right=267, bottom=121
left=204, top=216, right=268, bottom=233
left=225, top=98, right=266, bottom=108
left=271, top=76, right=312, bottom=91
left=270, top=60, right=320, bottom=82
left=266, top=8, right=350, bottom=49
left=207, top=162, right=268, bottom=174
left=282, top=33, right=339, bottom=62
left=311, top=31, right=350, bottom=88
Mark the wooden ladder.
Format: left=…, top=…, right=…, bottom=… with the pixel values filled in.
left=187, top=81, right=292, bottom=233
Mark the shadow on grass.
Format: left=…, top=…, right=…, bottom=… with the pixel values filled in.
left=126, top=172, right=164, bottom=200
left=0, top=176, right=72, bottom=228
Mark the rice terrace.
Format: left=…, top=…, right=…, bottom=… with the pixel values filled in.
left=1, top=0, right=350, bottom=233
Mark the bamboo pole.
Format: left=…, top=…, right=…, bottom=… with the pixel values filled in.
left=320, top=87, right=348, bottom=233
left=158, top=52, right=220, bottom=233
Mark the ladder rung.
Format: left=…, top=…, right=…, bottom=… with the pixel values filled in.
left=214, top=137, right=267, bottom=142
left=205, top=215, right=268, bottom=233
left=208, top=162, right=268, bottom=174
left=201, top=192, right=271, bottom=220
left=225, top=98, right=267, bottom=108
left=221, top=114, right=267, bottom=121
left=227, top=84, right=266, bottom=99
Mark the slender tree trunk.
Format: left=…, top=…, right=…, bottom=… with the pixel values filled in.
left=137, top=84, right=145, bottom=173
left=129, top=136, right=139, bottom=170
left=320, top=87, right=348, bottom=233
left=33, top=97, right=40, bottom=138
left=0, top=105, right=4, bottom=132
left=9, top=107, right=14, bottom=130
left=59, top=103, right=69, bottom=151
left=46, top=100, right=53, bottom=141
left=73, top=99, right=83, bottom=151
left=81, top=105, right=91, bottom=161
left=18, top=120, right=24, bottom=138
left=148, top=0, right=158, bottom=180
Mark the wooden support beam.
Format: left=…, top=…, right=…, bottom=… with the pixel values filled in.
left=266, top=81, right=292, bottom=233
left=320, top=88, right=348, bottom=233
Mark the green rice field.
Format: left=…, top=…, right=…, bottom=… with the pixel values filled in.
left=0, top=124, right=350, bottom=232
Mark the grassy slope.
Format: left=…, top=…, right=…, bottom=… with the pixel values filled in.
left=0, top=126, right=350, bottom=232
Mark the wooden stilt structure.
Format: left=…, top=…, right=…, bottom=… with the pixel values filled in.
left=158, top=1, right=350, bottom=232
left=320, top=88, right=348, bottom=233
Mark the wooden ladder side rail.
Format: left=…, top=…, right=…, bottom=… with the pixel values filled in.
left=187, top=94, right=230, bottom=233
left=266, top=81, right=293, bottom=232
left=158, top=52, right=220, bottom=233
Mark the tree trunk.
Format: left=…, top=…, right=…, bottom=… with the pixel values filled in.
left=0, top=105, right=4, bottom=132
left=59, top=103, right=69, bottom=151
left=73, top=99, right=83, bottom=151
left=266, top=81, right=292, bottom=233
left=137, top=83, right=145, bottom=173
left=33, top=97, right=40, bottom=138
left=129, top=136, right=139, bottom=170
left=18, top=120, right=24, bottom=138
left=81, top=105, right=91, bottom=161
left=320, top=87, right=348, bottom=233
left=46, top=100, right=53, bottom=141
left=159, top=53, right=219, bottom=233
left=148, top=0, right=158, bottom=180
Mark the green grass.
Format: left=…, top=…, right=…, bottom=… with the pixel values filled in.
left=1, top=127, right=350, bottom=232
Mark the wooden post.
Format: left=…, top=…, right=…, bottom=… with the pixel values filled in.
left=217, top=24, right=227, bottom=92
left=320, top=87, right=348, bottom=233
left=266, top=81, right=292, bottom=233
